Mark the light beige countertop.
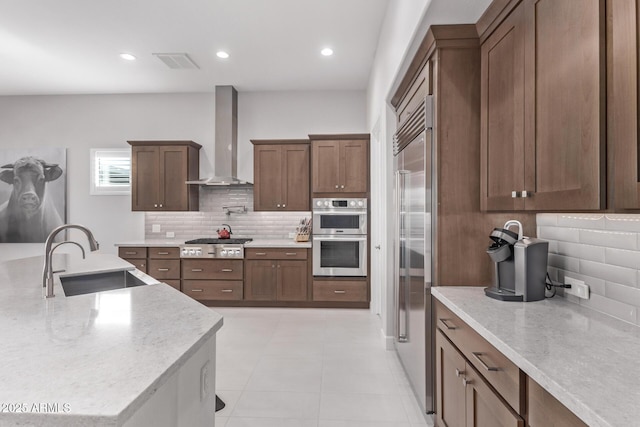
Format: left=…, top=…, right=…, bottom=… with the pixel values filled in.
left=0, top=253, right=223, bottom=426
left=115, top=238, right=312, bottom=249
left=432, top=286, right=640, bottom=427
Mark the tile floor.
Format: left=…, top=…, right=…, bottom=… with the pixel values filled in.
left=213, top=307, right=434, bottom=427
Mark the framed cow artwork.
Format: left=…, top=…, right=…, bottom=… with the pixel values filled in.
left=0, top=148, right=67, bottom=243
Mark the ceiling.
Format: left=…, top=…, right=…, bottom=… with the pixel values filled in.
left=0, top=0, right=390, bottom=95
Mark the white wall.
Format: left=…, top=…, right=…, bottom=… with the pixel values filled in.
left=0, top=90, right=366, bottom=261
left=237, top=90, right=367, bottom=181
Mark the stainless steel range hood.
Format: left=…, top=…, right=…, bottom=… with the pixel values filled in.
left=186, top=85, right=252, bottom=186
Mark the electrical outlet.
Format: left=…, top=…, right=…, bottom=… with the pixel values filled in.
left=165, top=231, right=175, bottom=238
left=564, top=276, right=590, bottom=299
left=152, top=224, right=161, bottom=233
left=288, top=232, right=296, bottom=238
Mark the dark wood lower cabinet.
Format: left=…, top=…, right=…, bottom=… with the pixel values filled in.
left=527, top=377, right=587, bottom=427
left=436, top=330, right=524, bottom=427
left=244, top=259, right=307, bottom=301
left=182, top=280, right=242, bottom=300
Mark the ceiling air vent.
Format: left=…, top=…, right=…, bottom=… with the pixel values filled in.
left=152, top=53, right=199, bottom=69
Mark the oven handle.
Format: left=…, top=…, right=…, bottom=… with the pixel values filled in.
left=312, top=210, right=367, bottom=215
left=312, top=235, right=367, bottom=242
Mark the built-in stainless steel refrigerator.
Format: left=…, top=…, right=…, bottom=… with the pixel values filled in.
left=393, top=95, right=434, bottom=415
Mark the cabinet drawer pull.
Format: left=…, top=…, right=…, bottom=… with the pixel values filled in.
left=472, top=352, right=499, bottom=371
left=285, top=252, right=297, bottom=256
left=255, top=252, right=267, bottom=256
left=191, top=289, right=203, bottom=292
left=462, top=377, right=472, bottom=387
left=511, top=191, right=519, bottom=198
left=156, top=251, right=170, bottom=255
left=439, top=318, right=457, bottom=330
left=191, top=268, right=203, bottom=272
left=157, top=268, right=170, bottom=272
left=221, top=289, right=233, bottom=293
left=334, top=290, right=346, bottom=294
left=124, top=251, right=138, bottom=255
left=221, top=269, right=233, bottom=272
left=455, top=368, right=464, bottom=378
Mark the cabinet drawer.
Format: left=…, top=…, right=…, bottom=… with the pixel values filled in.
left=148, top=247, right=180, bottom=259
left=434, top=299, right=523, bottom=413
left=162, top=280, right=181, bottom=291
left=183, top=280, right=243, bottom=300
left=245, top=248, right=307, bottom=260
left=313, top=280, right=367, bottom=302
left=123, top=258, right=147, bottom=273
left=182, top=259, right=243, bottom=280
left=397, top=63, right=430, bottom=125
left=118, top=247, right=147, bottom=259
left=147, top=259, right=181, bottom=280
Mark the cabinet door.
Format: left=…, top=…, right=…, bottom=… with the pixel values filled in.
left=131, top=146, right=159, bottom=211
left=277, top=260, right=307, bottom=301
left=282, top=144, right=310, bottom=210
left=465, top=364, right=523, bottom=427
left=436, top=330, right=467, bottom=427
left=610, top=0, right=640, bottom=209
left=159, top=146, right=189, bottom=211
left=527, top=376, right=587, bottom=427
left=340, top=139, right=368, bottom=193
left=312, top=141, right=341, bottom=193
left=244, top=260, right=277, bottom=300
left=480, top=4, right=525, bottom=211
left=254, top=145, right=283, bottom=210
left=522, top=0, right=605, bottom=210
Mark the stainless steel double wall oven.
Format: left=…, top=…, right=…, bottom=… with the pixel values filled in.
left=312, top=198, right=367, bottom=277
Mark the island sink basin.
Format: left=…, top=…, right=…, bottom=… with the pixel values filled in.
left=60, top=270, right=149, bottom=297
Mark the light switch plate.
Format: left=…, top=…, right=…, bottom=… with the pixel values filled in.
left=165, top=231, right=175, bottom=238
left=564, top=276, right=590, bottom=299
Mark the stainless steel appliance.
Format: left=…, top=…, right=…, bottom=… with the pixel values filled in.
left=312, top=198, right=367, bottom=235
left=312, top=198, right=367, bottom=277
left=393, top=95, right=434, bottom=414
left=179, top=238, right=252, bottom=259
left=485, top=220, right=549, bottom=302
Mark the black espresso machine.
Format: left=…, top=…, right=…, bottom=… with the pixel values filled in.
left=484, top=220, right=549, bottom=302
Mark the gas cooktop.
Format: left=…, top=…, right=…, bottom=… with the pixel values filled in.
left=184, top=238, right=253, bottom=245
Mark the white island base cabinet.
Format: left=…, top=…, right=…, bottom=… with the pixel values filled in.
left=123, top=334, right=217, bottom=427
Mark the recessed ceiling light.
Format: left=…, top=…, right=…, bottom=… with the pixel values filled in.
left=216, top=51, right=229, bottom=59
left=321, top=48, right=334, bottom=57
left=119, top=53, right=136, bottom=61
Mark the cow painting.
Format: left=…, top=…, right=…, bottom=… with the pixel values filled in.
left=0, top=156, right=64, bottom=243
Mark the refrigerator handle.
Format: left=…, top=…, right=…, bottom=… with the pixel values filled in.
left=395, top=169, right=409, bottom=342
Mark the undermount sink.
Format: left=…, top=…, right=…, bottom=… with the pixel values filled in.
left=60, top=270, right=150, bottom=297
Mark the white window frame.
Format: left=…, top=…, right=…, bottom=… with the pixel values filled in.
left=90, top=148, right=131, bottom=195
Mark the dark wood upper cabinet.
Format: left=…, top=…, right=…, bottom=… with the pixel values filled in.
left=309, top=134, right=369, bottom=196
left=251, top=139, right=310, bottom=211
left=480, top=0, right=605, bottom=211
left=609, top=0, right=640, bottom=210
left=128, top=140, right=201, bottom=211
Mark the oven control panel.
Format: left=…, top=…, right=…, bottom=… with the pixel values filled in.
left=179, top=244, right=244, bottom=258
left=313, top=198, right=367, bottom=210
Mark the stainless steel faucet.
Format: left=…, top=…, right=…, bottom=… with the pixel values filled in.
left=42, top=224, right=100, bottom=298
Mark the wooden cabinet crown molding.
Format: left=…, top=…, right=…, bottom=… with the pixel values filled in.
left=308, top=133, right=369, bottom=141
left=127, top=140, right=202, bottom=149
left=476, top=0, right=523, bottom=43
left=390, top=24, right=479, bottom=109
left=250, top=139, right=309, bottom=145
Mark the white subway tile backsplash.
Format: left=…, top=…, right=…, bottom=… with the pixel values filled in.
left=579, top=260, right=637, bottom=288
left=579, top=229, right=638, bottom=250
left=557, top=213, right=605, bottom=230
left=145, top=187, right=310, bottom=240
left=579, top=294, right=637, bottom=325
left=538, top=226, right=580, bottom=243
left=604, top=248, right=640, bottom=271
left=538, top=213, right=640, bottom=325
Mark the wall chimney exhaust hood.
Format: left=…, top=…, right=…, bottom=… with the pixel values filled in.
left=186, top=85, right=251, bottom=186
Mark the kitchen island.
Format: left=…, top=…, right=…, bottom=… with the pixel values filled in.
left=0, top=253, right=223, bottom=426
left=432, top=286, right=640, bottom=427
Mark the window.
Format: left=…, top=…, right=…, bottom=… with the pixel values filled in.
left=90, top=149, right=131, bottom=195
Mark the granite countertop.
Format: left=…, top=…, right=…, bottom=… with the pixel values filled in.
left=432, top=286, right=640, bottom=427
left=0, top=253, right=223, bottom=426
left=115, top=239, right=181, bottom=247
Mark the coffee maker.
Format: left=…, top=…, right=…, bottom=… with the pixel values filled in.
left=484, top=220, right=549, bottom=302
